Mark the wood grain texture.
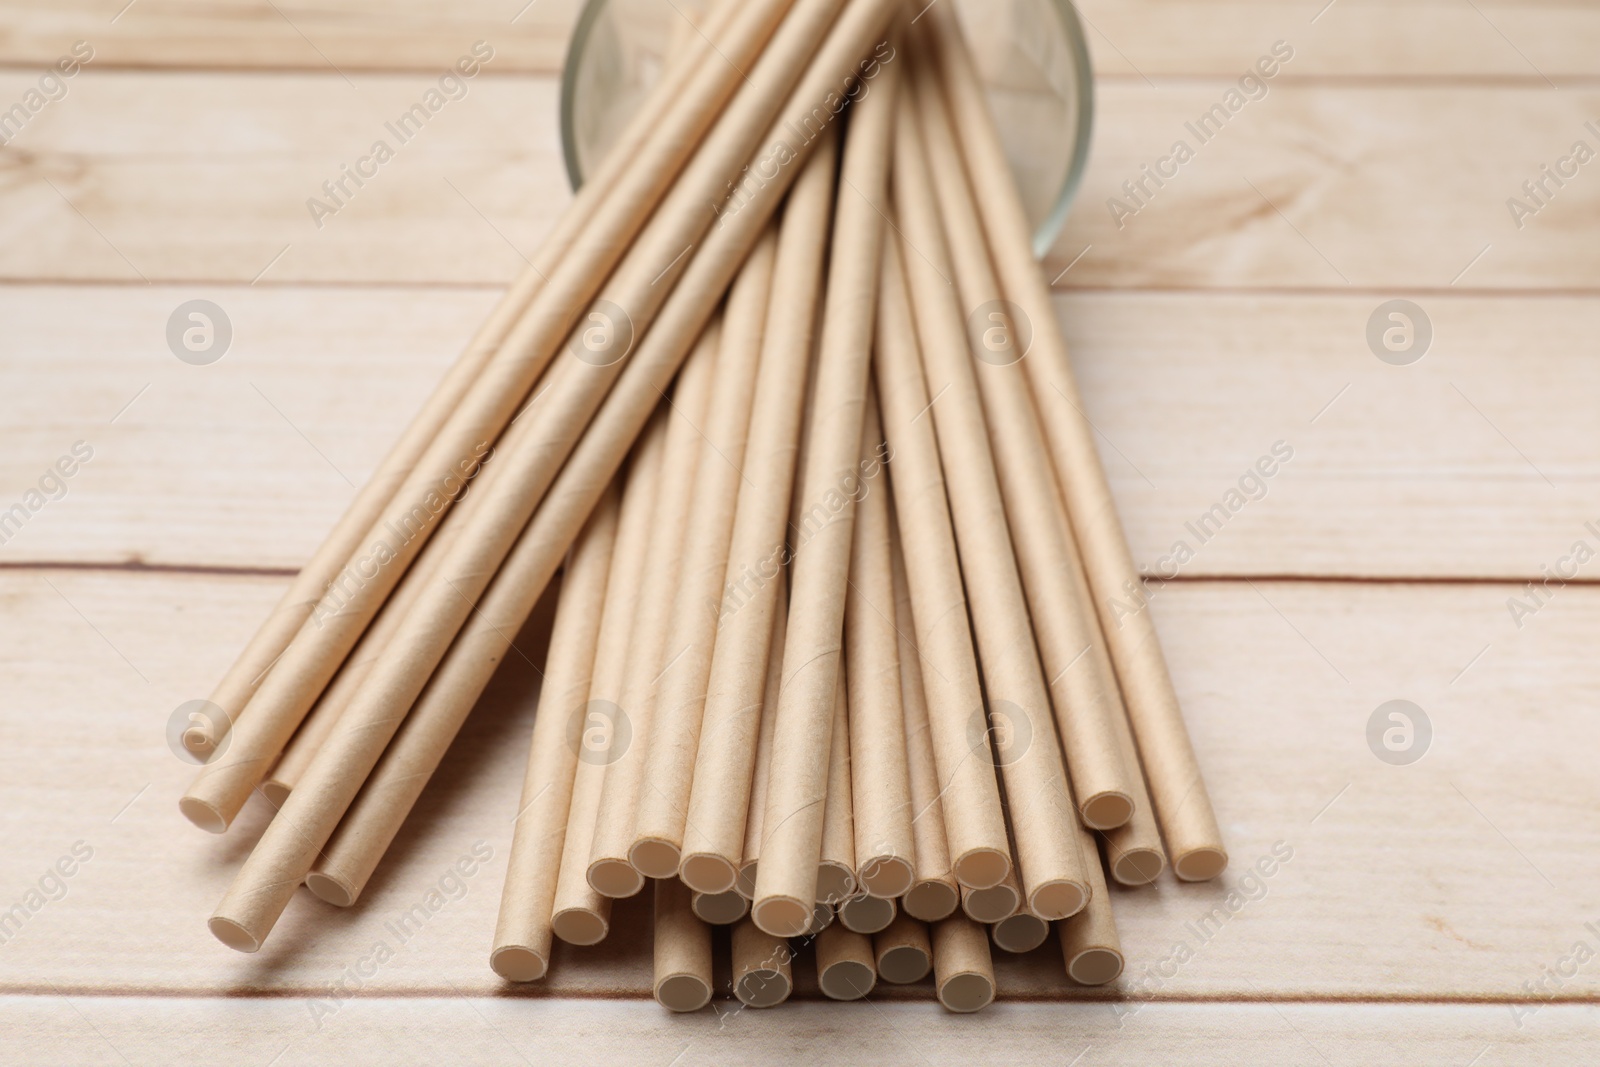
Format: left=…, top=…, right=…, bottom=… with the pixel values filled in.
left=1, top=0, right=1595, bottom=80
left=1, top=569, right=1595, bottom=1001
left=3, top=285, right=1593, bottom=578
left=3, top=71, right=1598, bottom=287
left=0, top=997, right=1592, bottom=1066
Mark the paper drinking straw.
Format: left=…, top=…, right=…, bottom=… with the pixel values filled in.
left=588, top=321, right=722, bottom=899
left=837, top=891, right=895, bottom=935
left=181, top=0, right=803, bottom=832
left=654, top=877, right=713, bottom=1012
left=804, top=900, right=836, bottom=937
left=992, top=911, right=1050, bottom=954
left=750, top=41, right=901, bottom=938
left=910, top=52, right=1133, bottom=831
left=815, top=924, right=877, bottom=1001
left=817, top=665, right=857, bottom=906
left=187, top=0, right=747, bottom=760
left=873, top=241, right=1009, bottom=893
left=1061, top=817, right=1125, bottom=985
left=679, top=130, right=837, bottom=896
left=925, top=6, right=1226, bottom=881
left=732, top=918, right=794, bottom=1007
left=873, top=912, right=931, bottom=983
left=496, top=415, right=672, bottom=979
left=844, top=397, right=915, bottom=898
left=736, top=577, right=788, bottom=901
left=541, top=413, right=669, bottom=955
left=890, top=88, right=1087, bottom=921
left=630, top=226, right=779, bottom=878
left=889, top=507, right=960, bottom=923
left=932, top=916, right=995, bottom=1013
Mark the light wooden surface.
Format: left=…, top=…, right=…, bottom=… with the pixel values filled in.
left=0, top=0, right=1593, bottom=1060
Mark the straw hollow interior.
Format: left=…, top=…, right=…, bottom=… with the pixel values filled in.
left=735, top=968, right=792, bottom=1008
left=902, top=881, right=959, bottom=923
left=1068, top=947, right=1125, bottom=986
left=656, top=973, right=712, bottom=1013
left=1174, top=847, right=1229, bottom=882
left=819, top=959, right=876, bottom=1001
left=681, top=853, right=739, bottom=895
left=691, top=889, right=750, bottom=925
left=489, top=946, right=547, bottom=983
left=991, top=912, right=1049, bottom=953
left=552, top=908, right=609, bottom=946
left=1111, top=848, right=1165, bottom=886
left=938, top=971, right=995, bottom=1013
left=838, top=893, right=895, bottom=934
left=877, top=945, right=931, bottom=984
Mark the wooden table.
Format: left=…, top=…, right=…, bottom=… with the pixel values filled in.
left=1, top=1, right=1596, bottom=1062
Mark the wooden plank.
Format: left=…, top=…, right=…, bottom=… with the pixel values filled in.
left=0, top=997, right=1591, bottom=1066
left=2, top=71, right=1597, bottom=288
left=1, top=0, right=1595, bottom=80
left=1, top=569, right=1596, bottom=1000
left=0, top=0, right=584, bottom=73
left=4, top=285, right=1595, bottom=578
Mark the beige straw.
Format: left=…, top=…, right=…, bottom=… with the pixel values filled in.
left=654, top=877, right=713, bottom=1012
left=926, top=5, right=1226, bottom=881
left=815, top=924, right=877, bottom=1001
left=588, top=321, right=722, bottom=899
left=1062, top=817, right=1124, bottom=985
left=679, top=130, right=838, bottom=896
left=992, top=911, right=1050, bottom=954
left=891, top=86, right=1087, bottom=921
left=838, top=891, right=895, bottom=935
left=961, top=867, right=1021, bottom=925
left=543, top=413, right=669, bottom=953
left=181, top=0, right=802, bottom=832
left=630, top=225, right=779, bottom=878
left=873, top=913, right=931, bottom=984
left=910, top=51, right=1133, bottom=831
left=750, top=39, right=901, bottom=938
left=889, top=507, right=960, bottom=923
left=845, top=396, right=915, bottom=898
left=873, top=240, right=1009, bottom=893
left=817, top=665, right=857, bottom=906
left=932, top=916, right=996, bottom=1013
left=486, top=415, right=662, bottom=979
left=736, top=577, right=788, bottom=901
left=187, top=0, right=745, bottom=760
left=732, top=919, right=794, bottom=1007
left=804, top=900, right=836, bottom=937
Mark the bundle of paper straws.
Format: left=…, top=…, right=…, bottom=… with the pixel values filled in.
left=180, top=0, right=1227, bottom=1014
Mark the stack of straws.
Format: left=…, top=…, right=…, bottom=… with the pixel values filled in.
left=180, top=0, right=1228, bottom=1014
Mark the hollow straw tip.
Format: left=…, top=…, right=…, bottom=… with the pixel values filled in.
left=819, top=960, right=876, bottom=1001
left=951, top=847, right=1010, bottom=891
left=1080, top=791, right=1135, bottom=831
left=552, top=909, right=610, bottom=946
left=751, top=895, right=813, bottom=938
left=304, top=871, right=359, bottom=908
left=735, top=970, right=792, bottom=1008
left=1110, top=848, right=1166, bottom=887
left=208, top=916, right=261, bottom=954
left=629, top=839, right=682, bottom=880
left=937, top=971, right=995, bottom=1013
left=877, top=945, right=931, bottom=984
left=903, top=881, right=960, bottom=923
left=587, top=859, right=645, bottom=899
left=655, top=973, right=712, bottom=1013
left=490, top=945, right=549, bottom=983
left=1068, top=947, right=1126, bottom=986
left=178, top=796, right=230, bottom=835
left=1028, top=879, right=1089, bottom=922
left=680, top=852, right=739, bottom=896
left=258, top=781, right=290, bottom=808
left=858, top=855, right=914, bottom=899
left=1173, top=846, right=1229, bottom=882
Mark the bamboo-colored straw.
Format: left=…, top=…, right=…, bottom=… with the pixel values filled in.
left=874, top=913, right=931, bottom=983
left=588, top=321, right=722, bottom=899
left=804, top=900, right=836, bottom=937
left=492, top=415, right=668, bottom=979
left=542, top=412, right=668, bottom=956
left=889, top=507, right=960, bottom=922
left=631, top=225, right=779, bottom=879
left=1061, top=817, right=1124, bottom=985
left=891, top=86, right=1087, bottom=921
left=815, top=924, right=877, bottom=1001
left=845, top=397, right=915, bottom=898
left=961, top=867, right=1020, bottom=925
left=736, top=578, right=788, bottom=901
left=692, top=889, right=751, bottom=926
left=680, top=130, right=837, bottom=896
left=260, top=456, right=486, bottom=806
left=181, top=0, right=802, bottom=833
left=817, top=666, right=856, bottom=906
left=837, top=891, right=895, bottom=935
left=992, top=911, right=1050, bottom=954
left=926, top=5, right=1226, bottom=881
left=732, top=919, right=794, bottom=1007
left=910, top=51, right=1133, bottom=832
left=750, top=40, right=901, bottom=938
left=932, top=916, right=995, bottom=1013
left=186, top=0, right=744, bottom=761
left=654, top=877, right=713, bottom=1012
left=874, top=240, right=1009, bottom=893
